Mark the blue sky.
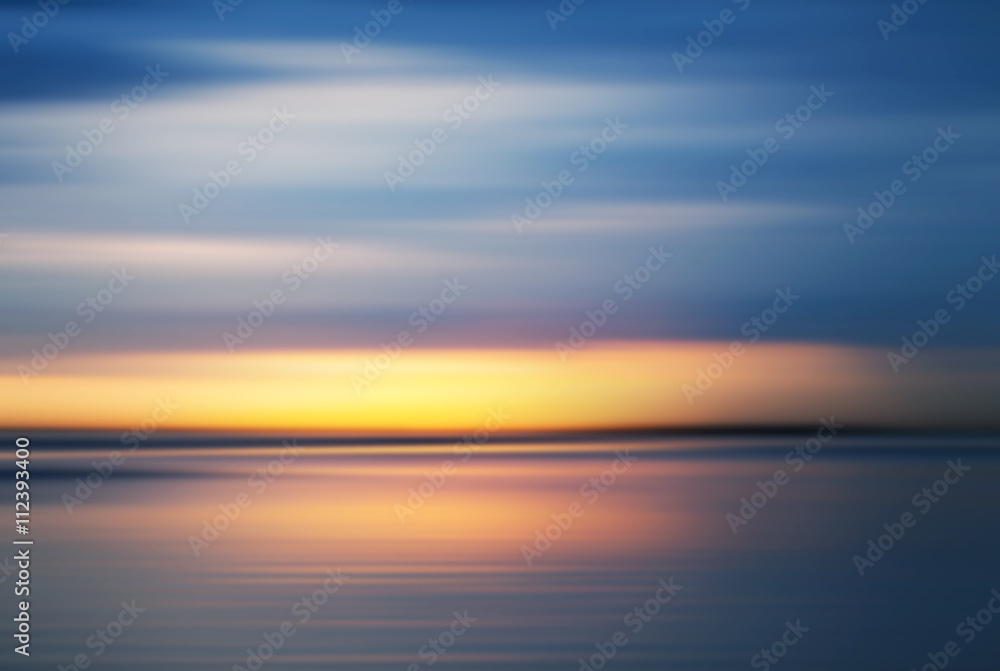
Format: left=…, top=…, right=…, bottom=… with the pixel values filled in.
left=1, top=0, right=998, bottom=358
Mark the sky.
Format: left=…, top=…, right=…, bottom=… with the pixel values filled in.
left=1, top=0, right=998, bottom=431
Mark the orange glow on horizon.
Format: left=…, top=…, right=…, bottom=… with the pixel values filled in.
left=0, top=341, right=917, bottom=432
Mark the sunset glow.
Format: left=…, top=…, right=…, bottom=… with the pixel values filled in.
left=5, top=341, right=989, bottom=432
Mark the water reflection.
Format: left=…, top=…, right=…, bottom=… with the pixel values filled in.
left=21, top=436, right=1000, bottom=670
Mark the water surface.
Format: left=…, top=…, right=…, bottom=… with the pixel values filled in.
left=12, top=435, right=1000, bottom=670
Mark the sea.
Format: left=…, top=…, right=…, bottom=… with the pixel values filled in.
left=6, top=433, right=999, bottom=670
